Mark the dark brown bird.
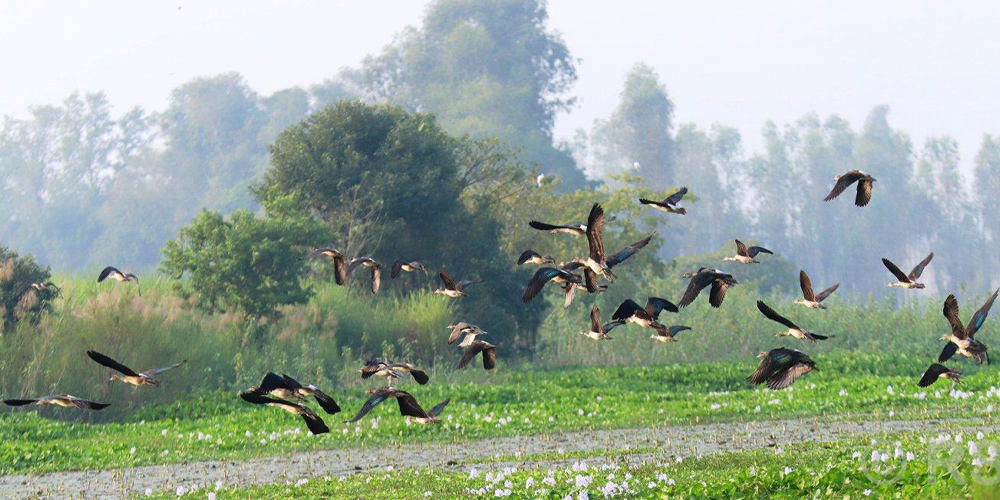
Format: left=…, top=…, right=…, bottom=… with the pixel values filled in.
left=456, top=340, right=496, bottom=371
left=239, top=390, right=329, bottom=434
left=678, top=268, right=738, bottom=308
left=3, top=395, right=109, bottom=411
left=305, top=248, right=348, bottom=285
left=882, top=252, right=933, bottom=289
left=939, top=290, right=998, bottom=365
left=390, top=260, right=426, bottom=279
left=98, top=266, right=141, bottom=295
left=87, top=350, right=186, bottom=387
left=347, top=257, right=382, bottom=294
left=639, top=187, right=688, bottom=215
left=757, top=300, right=832, bottom=342
left=747, top=348, right=816, bottom=390
left=793, top=270, right=839, bottom=309
left=918, top=363, right=961, bottom=387
left=824, top=170, right=876, bottom=207
left=347, top=387, right=441, bottom=423
left=255, top=372, right=340, bottom=414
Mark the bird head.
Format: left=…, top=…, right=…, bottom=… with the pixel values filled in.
left=674, top=208, right=687, bottom=215
left=756, top=352, right=769, bottom=359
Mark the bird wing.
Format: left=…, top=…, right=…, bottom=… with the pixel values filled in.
left=257, top=372, right=290, bottom=393
left=448, top=324, right=467, bottom=345
left=747, top=246, right=773, bottom=258
left=482, top=345, right=497, bottom=370
left=240, top=390, right=289, bottom=406
left=668, top=325, right=692, bottom=336
left=665, top=187, right=688, bottom=206
left=734, top=239, right=749, bottom=257
left=529, top=221, right=573, bottom=232
left=371, top=265, right=381, bottom=294
left=606, top=234, right=654, bottom=269
left=918, top=364, right=950, bottom=387
left=142, top=360, right=187, bottom=377
left=756, top=301, right=799, bottom=330
left=301, top=412, right=330, bottom=435
left=943, top=294, right=969, bottom=340
left=938, top=342, right=959, bottom=363
left=908, top=252, right=934, bottom=281
left=679, top=272, right=715, bottom=307
left=395, top=391, right=430, bottom=418
left=67, top=396, right=111, bottom=410
left=881, top=258, right=911, bottom=283
left=586, top=203, right=606, bottom=262
left=517, top=250, right=540, bottom=265
left=522, top=267, right=561, bottom=302
left=360, top=361, right=384, bottom=379
left=86, top=350, right=139, bottom=377
left=824, top=171, right=863, bottom=201
left=815, top=283, right=840, bottom=303
left=391, top=260, right=404, bottom=279
left=584, top=268, right=599, bottom=293
left=638, top=197, right=664, bottom=207
left=799, top=270, right=816, bottom=301
left=747, top=350, right=783, bottom=385
left=347, top=391, right=391, bottom=423
left=456, top=343, right=485, bottom=370
left=767, top=363, right=813, bottom=390
left=306, top=248, right=339, bottom=259
left=438, top=270, right=457, bottom=290
left=612, top=299, right=644, bottom=321
left=333, top=256, right=347, bottom=285
left=966, top=287, right=1000, bottom=338
left=457, top=279, right=483, bottom=292
left=708, top=279, right=730, bottom=308
left=644, top=297, right=678, bottom=319
left=97, top=266, right=121, bottom=282
left=855, top=178, right=874, bottom=207
left=563, top=282, right=577, bottom=308
left=590, top=306, right=603, bottom=333
left=3, top=398, right=39, bottom=406
left=428, top=399, right=451, bottom=417
left=602, top=320, right=625, bottom=334
left=347, top=258, right=366, bottom=276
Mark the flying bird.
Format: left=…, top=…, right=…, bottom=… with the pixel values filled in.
left=29, top=282, right=61, bottom=296
left=347, top=387, right=439, bottom=423
left=639, top=187, right=688, bottom=215
left=239, top=390, right=329, bottom=435
left=254, top=372, right=340, bottom=414
left=579, top=305, right=624, bottom=340
left=447, top=322, right=488, bottom=346
left=98, top=266, right=141, bottom=295
left=517, top=249, right=555, bottom=266
left=606, top=233, right=655, bottom=270
left=939, top=290, right=998, bottom=365
left=747, top=348, right=816, bottom=390
left=650, top=325, right=692, bottom=344
left=4, top=395, right=109, bottom=411
left=882, top=252, right=933, bottom=289
left=456, top=340, right=497, bottom=371
left=528, top=220, right=586, bottom=236
left=390, top=260, right=426, bottom=279
left=824, top=170, right=876, bottom=207
left=757, top=300, right=832, bottom=342
left=724, top=240, right=773, bottom=264
left=793, top=270, right=840, bottom=309
left=678, top=268, right=738, bottom=308
left=521, top=267, right=582, bottom=303
left=86, top=351, right=186, bottom=387
left=434, top=270, right=483, bottom=298
left=918, top=363, right=962, bottom=388
left=305, top=248, right=348, bottom=285
left=360, top=360, right=430, bottom=387
left=611, top=297, right=678, bottom=330
left=581, top=203, right=614, bottom=283
left=347, top=257, right=382, bottom=294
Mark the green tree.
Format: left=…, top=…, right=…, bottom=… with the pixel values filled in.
left=160, top=209, right=323, bottom=317
left=0, top=246, right=55, bottom=332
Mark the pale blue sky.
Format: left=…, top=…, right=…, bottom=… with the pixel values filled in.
left=2, top=1, right=998, bottom=171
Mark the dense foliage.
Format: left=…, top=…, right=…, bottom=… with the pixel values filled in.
left=0, top=245, right=54, bottom=331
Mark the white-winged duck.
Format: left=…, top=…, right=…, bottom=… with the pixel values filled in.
left=256, top=372, right=340, bottom=414
left=239, top=390, right=330, bottom=435
left=824, top=170, right=876, bottom=207
left=639, top=187, right=688, bottom=215
left=723, top=239, right=773, bottom=264
left=86, top=350, right=186, bottom=387
left=793, top=270, right=840, bottom=309
left=611, top=297, right=678, bottom=330
left=757, top=300, right=832, bottom=342
left=517, top=249, right=555, bottom=266
left=918, top=363, right=962, bottom=387
left=580, top=305, right=623, bottom=340
left=456, top=340, right=497, bottom=370
left=347, top=387, right=437, bottom=423
left=434, top=270, right=483, bottom=298
left=98, top=266, right=141, bottom=295
left=678, top=268, right=738, bottom=308
left=939, top=290, right=997, bottom=365
left=305, top=247, right=348, bottom=285
left=3, top=394, right=110, bottom=411
left=747, top=348, right=816, bottom=390
left=882, top=252, right=933, bottom=289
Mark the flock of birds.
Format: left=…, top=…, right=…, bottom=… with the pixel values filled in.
left=2, top=169, right=995, bottom=434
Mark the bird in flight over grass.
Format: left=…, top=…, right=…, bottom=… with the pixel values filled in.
left=724, top=239, right=773, bottom=264
left=824, top=169, right=876, bottom=207
left=639, top=186, right=688, bottom=215
left=521, top=266, right=581, bottom=303
left=98, top=266, right=141, bottom=295
left=747, top=348, right=816, bottom=390
left=611, top=297, right=678, bottom=331
left=516, top=249, right=555, bottom=266
left=305, top=247, right=348, bottom=285
left=447, top=322, right=488, bottom=346
left=360, top=360, right=430, bottom=387
left=456, top=340, right=497, bottom=371
left=580, top=305, right=623, bottom=341
left=678, top=268, right=738, bottom=308
left=347, top=257, right=382, bottom=294
left=793, top=270, right=840, bottom=310
left=3, top=394, right=109, bottom=411
left=650, top=325, right=691, bottom=344
left=882, top=252, right=933, bottom=289
left=918, top=363, right=962, bottom=387
left=528, top=220, right=587, bottom=236
left=87, top=350, right=186, bottom=387
left=390, top=260, right=426, bottom=279
left=239, top=390, right=329, bottom=435
left=434, top=270, right=483, bottom=298
left=757, top=300, right=832, bottom=343
left=939, top=290, right=998, bottom=365
left=347, top=387, right=444, bottom=424
left=253, top=372, right=340, bottom=414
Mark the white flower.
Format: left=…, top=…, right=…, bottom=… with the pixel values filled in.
left=424, top=492, right=431, bottom=498
left=575, top=474, right=593, bottom=488
left=176, top=486, right=187, bottom=496
left=130, top=446, right=136, bottom=454
left=144, top=488, right=152, bottom=497
left=839, top=389, right=848, bottom=396
left=161, top=429, right=168, bottom=436
left=207, top=493, right=216, bottom=500
left=863, top=489, right=872, bottom=496
left=886, top=385, right=895, bottom=395
left=852, top=451, right=861, bottom=459
left=667, top=478, right=675, bottom=485
left=906, top=452, right=915, bottom=461
left=783, top=467, right=792, bottom=475
left=468, top=468, right=479, bottom=479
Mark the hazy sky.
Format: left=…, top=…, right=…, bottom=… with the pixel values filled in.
left=2, top=1, right=998, bottom=171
